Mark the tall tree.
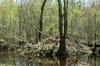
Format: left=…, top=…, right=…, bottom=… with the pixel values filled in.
left=56, top=0, right=68, bottom=56
left=57, top=0, right=63, bottom=56
left=38, top=0, right=47, bottom=41
left=63, top=0, right=68, bottom=53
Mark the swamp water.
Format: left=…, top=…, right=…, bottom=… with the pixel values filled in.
left=0, top=53, right=100, bottom=66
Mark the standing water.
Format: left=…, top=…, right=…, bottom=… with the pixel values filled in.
left=0, top=53, right=100, bottom=66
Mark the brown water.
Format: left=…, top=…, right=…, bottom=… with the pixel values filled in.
left=0, top=53, right=100, bottom=66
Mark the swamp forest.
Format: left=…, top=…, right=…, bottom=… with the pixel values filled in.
left=0, top=0, right=100, bottom=66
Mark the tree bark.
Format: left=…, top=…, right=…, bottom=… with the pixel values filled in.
left=57, top=0, right=63, bottom=55
left=56, top=0, right=68, bottom=56
left=64, top=0, right=68, bottom=44
left=38, top=0, right=47, bottom=41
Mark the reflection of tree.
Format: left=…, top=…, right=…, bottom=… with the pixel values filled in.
left=58, top=56, right=78, bottom=66
left=58, top=58, right=66, bottom=66
left=0, top=54, right=95, bottom=66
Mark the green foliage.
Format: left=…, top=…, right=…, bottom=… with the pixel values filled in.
left=0, top=0, right=100, bottom=45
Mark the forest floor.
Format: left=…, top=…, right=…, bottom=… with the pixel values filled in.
left=0, top=35, right=92, bottom=57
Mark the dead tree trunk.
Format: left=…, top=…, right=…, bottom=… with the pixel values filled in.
left=39, top=0, right=47, bottom=41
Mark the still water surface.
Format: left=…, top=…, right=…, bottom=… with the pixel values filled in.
left=0, top=53, right=100, bottom=66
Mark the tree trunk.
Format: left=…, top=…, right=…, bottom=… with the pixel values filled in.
left=39, top=0, right=47, bottom=41
left=57, top=0, right=63, bottom=55
left=63, top=0, right=68, bottom=48
left=56, top=0, right=68, bottom=56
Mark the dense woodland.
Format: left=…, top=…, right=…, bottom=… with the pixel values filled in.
left=0, top=0, right=100, bottom=56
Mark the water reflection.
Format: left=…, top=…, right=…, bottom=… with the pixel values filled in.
left=0, top=53, right=100, bottom=66
left=59, top=58, right=66, bottom=66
